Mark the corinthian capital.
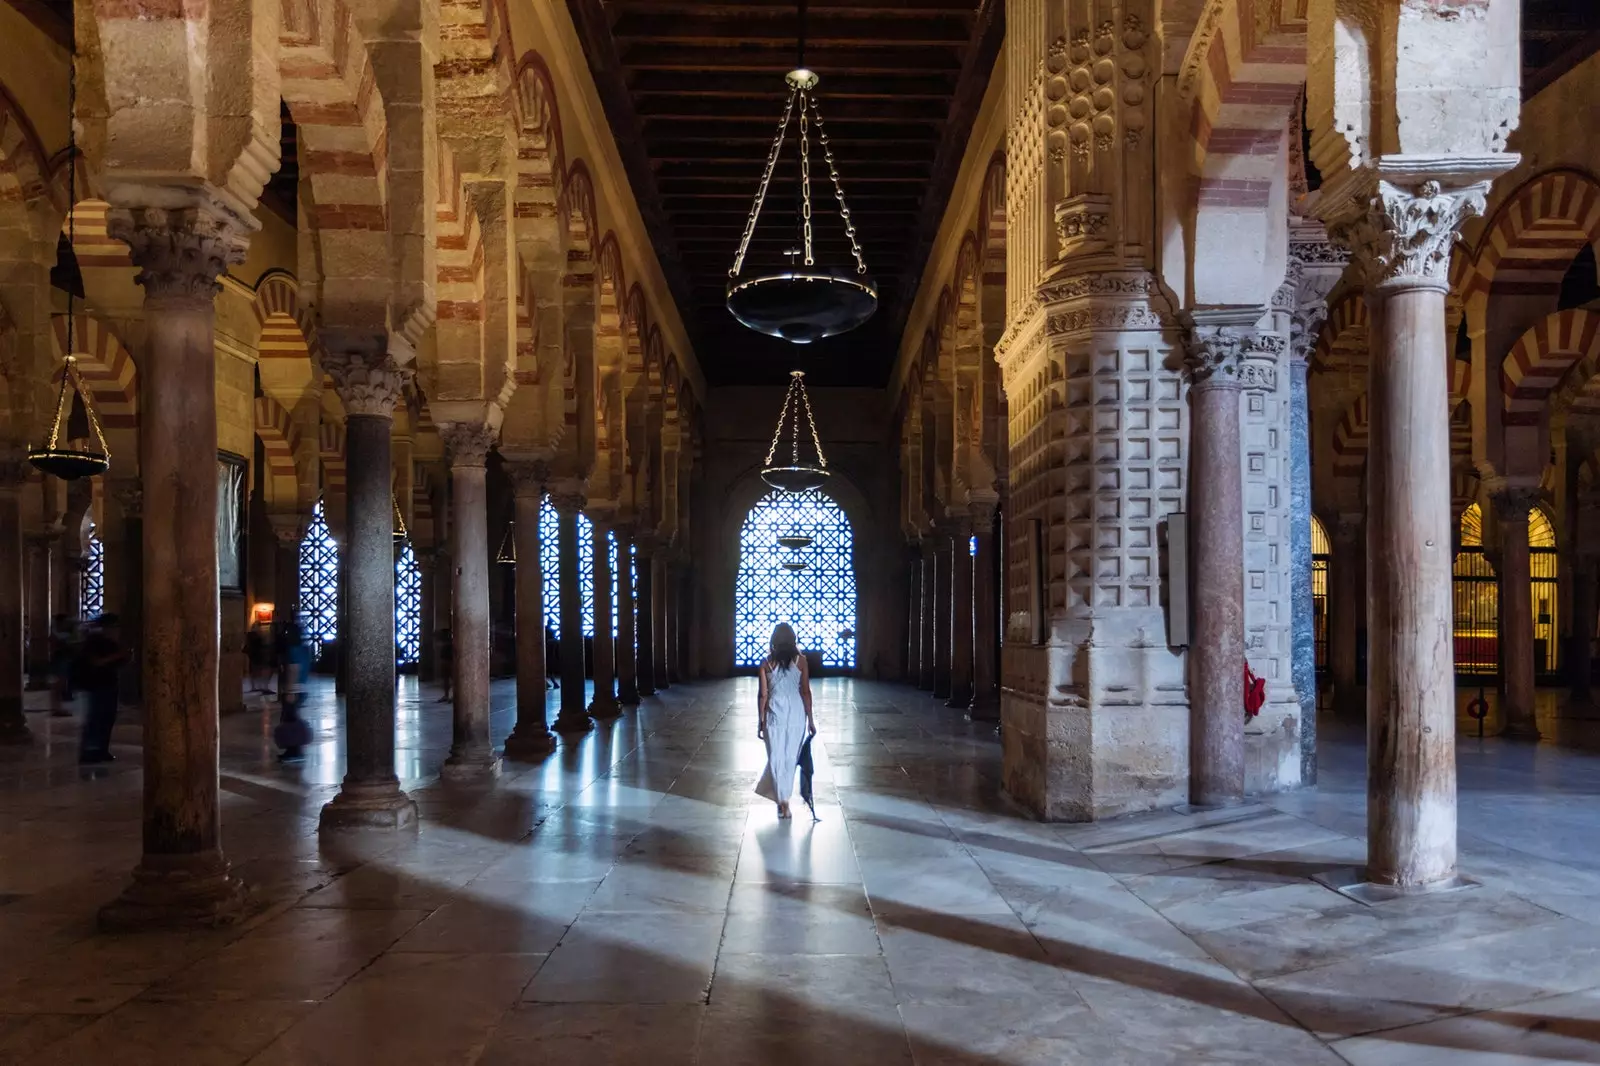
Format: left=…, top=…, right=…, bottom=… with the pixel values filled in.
left=440, top=422, right=499, bottom=468
left=1331, top=179, right=1488, bottom=293
left=1488, top=483, right=1543, bottom=521
left=106, top=191, right=254, bottom=305
left=323, top=346, right=410, bottom=418
left=1183, top=326, right=1249, bottom=391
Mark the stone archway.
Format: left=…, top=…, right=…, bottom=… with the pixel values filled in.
left=734, top=488, right=859, bottom=673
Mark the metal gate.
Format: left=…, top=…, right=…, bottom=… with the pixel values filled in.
left=1451, top=503, right=1561, bottom=679
left=1311, top=516, right=1329, bottom=674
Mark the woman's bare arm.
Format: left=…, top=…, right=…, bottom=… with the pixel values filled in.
left=756, top=663, right=770, bottom=736
left=799, top=655, right=816, bottom=733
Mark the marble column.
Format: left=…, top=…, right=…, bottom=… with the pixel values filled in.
left=1329, top=515, right=1363, bottom=716
left=24, top=532, right=52, bottom=689
left=1572, top=556, right=1597, bottom=705
left=947, top=518, right=974, bottom=708
left=267, top=516, right=305, bottom=628
left=112, top=485, right=143, bottom=704
left=551, top=487, right=593, bottom=733
left=918, top=543, right=935, bottom=690
left=503, top=464, right=554, bottom=757
left=932, top=532, right=952, bottom=699
left=99, top=196, right=252, bottom=930
left=666, top=561, right=682, bottom=685
left=652, top=553, right=671, bottom=691
left=0, top=457, right=29, bottom=744
left=617, top=529, right=640, bottom=704
left=1287, top=337, right=1319, bottom=785
left=588, top=521, right=621, bottom=718
left=55, top=530, right=82, bottom=624
left=320, top=351, right=417, bottom=827
left=636, top=544, right=656, bottom=697
left=1182, top=320, right=1250, bottom=808
left=970, top=509, right=1001, bottom=721
left=432, top=544, right=453, bottom=690
left=441, top=423, right=503, bottom=779
left=1492, top=485, right=1542, bottom=739
left=907, top=548, right=923, bottom=684
left=416, top=551, right=437, bottom=683
left=1342, top=179, right=1492, bottom=888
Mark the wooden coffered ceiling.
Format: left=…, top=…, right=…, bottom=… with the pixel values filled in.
left=567, top=0, right=1002, bottom=387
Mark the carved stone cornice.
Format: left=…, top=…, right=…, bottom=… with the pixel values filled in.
left=439, top=422, right=499, bottom=468
left=323, top=348, right=409, bottom=418
left=106, top=192, right=254, bottom=305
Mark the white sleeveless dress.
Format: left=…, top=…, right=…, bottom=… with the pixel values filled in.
left=757, top=659, right=807, bottom=805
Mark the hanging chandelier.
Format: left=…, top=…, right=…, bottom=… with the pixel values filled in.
left=29, top=46, right=110, bottom=482
left=392, top=494, right=408, bottom=544
left=496, top=520, right=516, bottom=565
left=776, top=534, right=812, bottom=550
left=782, top=559, right=809, bottom=572
left=725, top=0, right=876, bottom=344
left=761, top=370, right=829, bottom=492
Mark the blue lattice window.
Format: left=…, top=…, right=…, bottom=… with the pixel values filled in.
left=395, top=541, right=421, bottom=665
left=299, top=499, right=339, bottom=647
left=536, top=498, right=619, bottom=638
left=81, top=524, right=104, bottom=619
left=735, top=489, right=856, bottom=668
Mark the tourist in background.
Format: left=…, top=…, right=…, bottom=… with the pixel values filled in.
left=274, top=615, right=314, bottom=761
left=77, top=614, right=126, bottom=765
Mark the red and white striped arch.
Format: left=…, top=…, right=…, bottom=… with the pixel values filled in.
left=62, top=201, right=131, bottom=269
left=1466, top=169, right=1600, bottom=303
left=318, top=419, right=346, bottom=500
left=1331, top=392, right=1367, bottom=475
left=513, top=55, right=566, bottom=224
left=254, top=393, right=303, bottom=509
left=1501, top=307, right=1600, bottom=425
left=1312, top=290, right=1368, bottom=372
left=253, top=271, right=323, bottom=363
left=436, top=148, right=483, bottom=326
left=0, top=83, right=60, bottom=242
left=51, top=314, right=137, bottom=430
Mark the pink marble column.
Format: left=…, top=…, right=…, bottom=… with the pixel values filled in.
left=99, top=197, right=251, bottom=930
left=948, top=517, right=975, bottom=708
left=970, top=508, right=1001, bottom=721
left=1182, top=320, right=1250, bottom=808
left=320, top=350, right=417, bottom=828
left=551, top=486, right=594, bottom=732
left=588, top=522, right=621, bottom=718
left=636, top=541, right=656, bottom=697
left=1492, top=486, right=1542, bottom=739
left=616, top=529, right=640, bottom=704
left=0, top=456, right=29, bottom=744
left=441, top=424, right=502, bottom=780
left=1329, top=514, right=1364, bottom=716
left=503, top=463, right=554, bottom=757
left=1349, top=179, right=1489, bottom=888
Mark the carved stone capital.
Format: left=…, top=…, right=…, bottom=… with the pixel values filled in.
left=503, top=459, right=549, bottom=499
left=114, top=484, right=143, bottom=519
left=1054, top=194, right=1113, bottom=260
left=106, top=193, right=254, bottom=306
left=1183, top=326, right=1250, bottom=391
left=1489, top=484, right=1544, bottom=522
left=323, top=347, right=409, bottom=418
left=440, top=422, right=499, bottom=468
left=1330, top=179, right=1489, bottom=293
left=1289, top=303, right=1328, bottom=368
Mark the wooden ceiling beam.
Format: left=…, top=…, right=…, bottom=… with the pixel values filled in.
left=633, top=95, right=952, bottom=122
left=607, top=1, right=979, bottom=13
left=608, top=13, right=974, bottom=46
left=618, top=45, right=965, bottom=74
left=628, top=70, right=959, bottom=99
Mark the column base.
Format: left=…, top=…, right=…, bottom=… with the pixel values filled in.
left=99, top=852, right=247, bottom=932
left=968, top=693, right=1000, bottom=723
left=618, top=684, right=641, bottom=706
left=440, top=747, right=503, bottom=783
left=319, top=779, right=419, bottom=831
left=1313, top=866, right=1478, bottom=907
left=553, top=710, right=595, bottom=735
left=502, top=725, right=556, bottom=759
left=946, top=686, right=973, bottom=709
left=637, top=685, right=656, bottom=698
left=587, top=695, right=623, bottom=720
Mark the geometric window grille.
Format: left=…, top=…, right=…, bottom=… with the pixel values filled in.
left=395, top=541, right=422, bottom=666
left=81, top=523, right=105, bottom=619
left=1310, top=514, right=1329, bottom=674
left=299, top=498, right=340, bottom=648
left=1451, top=501, right=1561, bottom=678
left=1530, top=506, right=1560, bottom=676
left=540, top=496, right=617, bottom=639
left=735, top=489, right=857, bottom=668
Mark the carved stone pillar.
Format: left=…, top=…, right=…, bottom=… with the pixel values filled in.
left=616, top=529, right=640, bottom=704
left=932, top=531, right=952, bottom=699
left=1181, top=319, right=1253, bottom=808
left=1329, top=514, right=1363, bottom=716
left=99, top=195, right=253, bottom=930
left=551, top=486, right=593, bottom=733
left=1491, top=484, right=1542, bottom=739
left=918, top=542, right=935, bottom=691
left=24, top=531, right=53, bottom=689
left=503, top=463, right=554, bottom=757
left=440, top=423, right=503, bottom=779
left=652, top=552, right=671, bottom=691
left=1289, top=298, right=1330, bottom=785
left=947, top=518, right=974, bottom=708
left=970, top=508, right=1001, bottom=721
left=1329, top=176, right=1502, bottom=888
left=636, top=541, right=656, bottom=698
left=320, top=349, right=417, bottom=827
left=0, top=456, right=29, bottom=743
left=588, top=520, right=621, bottom=719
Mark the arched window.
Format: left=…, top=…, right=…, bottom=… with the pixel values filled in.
left=1452, top=502, right=1562, bottom=677
left=1310, top=515, right=1329, bottom=673
left=395, top=541, right=422, bottom=666
left=81, top=523, right=105, bottom=619
left=1530, top=507, right=1559, bottom=674
left=537, top=497, right=616, bottom=638
left=735, top=489, right=857, bottom=669
left=299, top=499, right=339, bottom=647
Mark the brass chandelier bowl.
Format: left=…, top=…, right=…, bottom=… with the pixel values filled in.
left=760, top=370, right=831, bottom=493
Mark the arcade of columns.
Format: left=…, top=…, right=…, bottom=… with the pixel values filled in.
left=1, top=0, right=1596, bottom=931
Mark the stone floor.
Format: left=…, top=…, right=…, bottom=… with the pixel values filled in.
left=4, top=677, right=1600, bottom=1065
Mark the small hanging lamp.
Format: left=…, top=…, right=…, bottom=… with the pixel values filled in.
left=392, top=494, right=408, bottom=544
left=496, top=520, right=516, bottom=565
left=761, top=370, right=830, bottom=492
left=29, top=46, right=109, bottom=482
left=725, top=0, right=876, bottom=344
left=782, top=559, right=809, bottom=572
left=776, top=534, right=813, bottom=550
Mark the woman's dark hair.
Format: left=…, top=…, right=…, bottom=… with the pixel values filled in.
left=769, top=623, right=799, bottom=669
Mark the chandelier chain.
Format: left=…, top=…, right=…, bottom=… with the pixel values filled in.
left=797, top=375, right=827, bottom=468
left=763, top=380, right=797, bottom=467
left=730, top=87, right=799, bottom=278
left=798, top=91, right=814, bottom=267
left=809, top=96, right=867, bottom=275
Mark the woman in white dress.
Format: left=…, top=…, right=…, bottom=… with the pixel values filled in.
left=755, top=623, right=816, bottom=820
